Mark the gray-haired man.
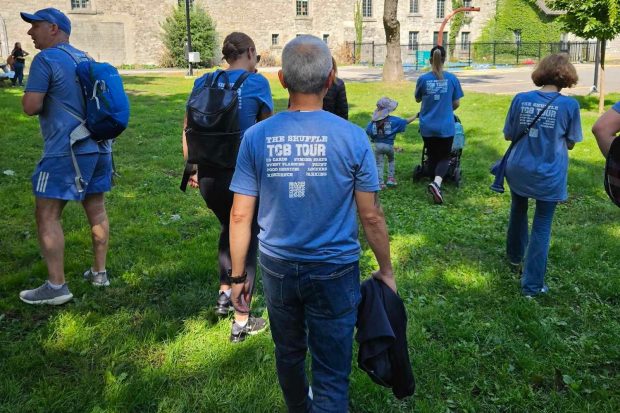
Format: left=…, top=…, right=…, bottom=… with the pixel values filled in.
left=228, top=35, right=395, bottom=412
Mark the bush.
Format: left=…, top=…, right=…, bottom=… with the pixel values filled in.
left=161, top=5, right=217, bottom=68
left=333, top=42, right=355, bottom=65
left=258, top=50, right=278, bottom=67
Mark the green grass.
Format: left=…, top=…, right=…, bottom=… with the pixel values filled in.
left=1, top=75, right=619, bottom=413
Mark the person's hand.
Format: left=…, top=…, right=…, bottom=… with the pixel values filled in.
left=230, top=273, right=252, bottom=314
left=188, top=172, right=199, bottom=189
left=372, top=269, right=397, bottom=293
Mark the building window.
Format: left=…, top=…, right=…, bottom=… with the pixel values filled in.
left=323, top=34, right=330, bottom=44
left=513, top=29, right=522, bottom=44
left=296, top=0, right=309, bottom=16
left=71, top=0, right=91, bottom=9
left=177, top=0, right=194, bottom=7
left=436, top=0, right=445, bottom=19
left=408, top=31, right=419, bottom=51
left=433, top=31, right=448, bottom=48
left=461, top=32, right=470, bottom=48
left=463, top=0, right=472, bottom=14
left=362, top=0, right=372, bottom=17
left=409, top=0, right=419, bottom=13
left=272, top=34, right=279, bottom=46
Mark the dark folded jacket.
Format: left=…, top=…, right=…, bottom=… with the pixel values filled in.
left=356, top=278, right=415, bottom=399
left=322, top=77, right=349, bottom=120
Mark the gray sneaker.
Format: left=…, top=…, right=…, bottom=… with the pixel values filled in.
left=19, top=282, right=73, bottom=305
left=230, top=316, right=268, bottom=343
left=83, top=268, right=110, bottom=287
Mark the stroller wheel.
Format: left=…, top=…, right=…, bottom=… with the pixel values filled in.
left=413, top=165, right=423, bottom=182
left=454, top=168, right=462, bottom=187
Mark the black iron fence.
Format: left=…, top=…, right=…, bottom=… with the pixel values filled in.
left=346, top=41, right=598, bottom=69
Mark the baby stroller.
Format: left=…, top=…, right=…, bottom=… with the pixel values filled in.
left=412, top=115, right=465, bottom=187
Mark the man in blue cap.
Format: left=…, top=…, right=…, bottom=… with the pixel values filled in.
left=18, top=8, right=114, bottom=305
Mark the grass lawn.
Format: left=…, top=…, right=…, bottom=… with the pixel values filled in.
left=0, top=73, right=619, bottom=413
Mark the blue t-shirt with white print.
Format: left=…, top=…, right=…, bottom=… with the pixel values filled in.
left=191, top=69, right=273, bottom=136
left=26, top=43, right=111, bottom=157
left=230, top=110, right=379, bottom=264
left=415, top=71, right=464, bottom=138
left=503, top=90, right=583, bottom=202
left=613, top=101, right=620, bottom=113
left=365, top=115, right=408, bottom=145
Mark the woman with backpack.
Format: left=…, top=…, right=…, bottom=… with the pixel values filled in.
left=182, top=32, right=273, bottom=342
left=502, top=53, right=582, bottom=298
left=414, top=45, right=463, bottom=204
left=10, top=42, right=29, bottom=86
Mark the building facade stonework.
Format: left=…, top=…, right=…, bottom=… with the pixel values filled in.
left=0, top=1, right=617, bottom=66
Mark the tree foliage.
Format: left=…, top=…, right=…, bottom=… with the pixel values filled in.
left=161, top=5, right=217, bottom=68
left=478, top=0, right=562, bottom=43
left=548, top=0, right=620, bottom=41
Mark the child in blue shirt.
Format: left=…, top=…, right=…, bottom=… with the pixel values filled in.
left=366, top=97, right=417, bottom=189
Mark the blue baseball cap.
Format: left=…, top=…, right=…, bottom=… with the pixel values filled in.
left=20, top=8, right=71, bottom=35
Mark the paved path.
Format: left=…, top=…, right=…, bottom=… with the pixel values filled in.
left=334, top=64, right=620, bottom=96
left=118, top=64, right=620, bottom=96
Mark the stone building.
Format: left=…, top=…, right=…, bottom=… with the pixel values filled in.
left=0, top=0, right=616, bottom=66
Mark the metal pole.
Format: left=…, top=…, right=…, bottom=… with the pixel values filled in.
left=185, top=0, right=193, bottom=76
left=372, top=41, right=375, bottom=66
left=468, top=41, right=471, bottom=65
left=593, top=40, right=600, bottom=92
left=493, top=42, right=496, bottom=66
left=516, top=41, right=520, bottom=65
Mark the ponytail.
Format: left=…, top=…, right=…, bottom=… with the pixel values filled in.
left=431, top=49, right=444, bottom=80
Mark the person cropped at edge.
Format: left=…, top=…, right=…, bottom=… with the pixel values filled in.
left=18, top=8, right=114, bottom=305
left=10, top=41, right=29, bottom=86
left=322, top=57, right=349, bottom=119
left=181, top=32, right=274, bottom=343
left=415, top=45, right=463, bottom=204
left=502, top=53, right=582, bottom=298
left=228, top=35, right=395, bottom=412
left=592, top=101, right=620, bottom=157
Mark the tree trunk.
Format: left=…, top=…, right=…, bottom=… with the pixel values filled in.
left=598, top=39, right=606, bottom=114
left=382, top=0, right=404, bottom=82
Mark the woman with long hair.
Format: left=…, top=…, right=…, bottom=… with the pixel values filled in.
left=503, top=53, right=582, bottom=297
left=10, top=42, right=29, bottom=86
left=414, top=45, right=463, bottom=204
left=182, top=32, right=273, bottom=342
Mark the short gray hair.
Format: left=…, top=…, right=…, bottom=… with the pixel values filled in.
left=282, top=35, right=333, bottom=94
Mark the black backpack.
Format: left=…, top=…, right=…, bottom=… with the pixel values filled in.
left=185, top=70, right=250, bottom=169
left=604, top=136, right=620, bottom=208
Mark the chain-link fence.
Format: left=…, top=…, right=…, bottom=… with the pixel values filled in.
left=346, top=41, right=598, bottom=70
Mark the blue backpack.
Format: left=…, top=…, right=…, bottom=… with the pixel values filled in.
left=57, top=44, right=130, bottom=141
left=55, top=45, right=130, bottom=191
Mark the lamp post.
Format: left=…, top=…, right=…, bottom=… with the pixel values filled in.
left=184, top=0, right=193, bottom=76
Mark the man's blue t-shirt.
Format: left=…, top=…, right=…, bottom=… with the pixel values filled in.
left=191, top=69, right=273, bottom=136
left=365, top=115, right=408, bottom=145
left=230, top=110, right=380, bottom=264
left=415, top=71, right=464, bottom=138
left=503, top=90, right=583, bottom=202
left=25, top=43, right=110, bottom=157
left=613, top=101, right=620, bottom=113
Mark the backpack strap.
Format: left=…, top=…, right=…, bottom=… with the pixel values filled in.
left=210, top=70, right=231, bottom=89
left=231, top=71, right=251, bottom=91
left=52, top=44, right=93, bottom=193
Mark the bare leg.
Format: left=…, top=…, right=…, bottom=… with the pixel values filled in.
left=82, top=193, right=109, bottom=272
left=35, top=197, right=68, bottom=285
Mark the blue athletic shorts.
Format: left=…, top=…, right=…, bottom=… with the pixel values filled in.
left=32, top=153, right=113, bottom=201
